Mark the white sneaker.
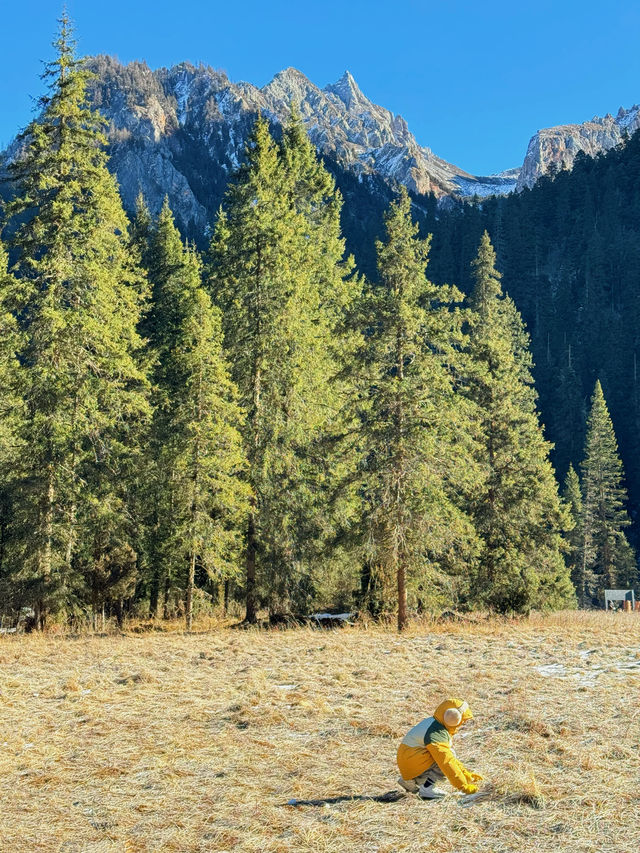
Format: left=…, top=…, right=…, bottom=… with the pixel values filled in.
left=418, top=782, right=446, bottom=800
left=397, top=776, right=419, bottom=794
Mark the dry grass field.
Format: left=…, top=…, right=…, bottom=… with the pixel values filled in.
left=1, top=612, right=639, bottom=852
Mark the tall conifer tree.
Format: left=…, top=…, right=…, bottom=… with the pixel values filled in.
left=279, top=109, right=362, bottom=603
left=580, top=381, right=636, bottom=602
left=141, top=203, right=249, bottom=625
left=139, top=197, right=188, bottom=615
left=210, top=115, right=357, bottom=620
left=0, top=244, right=23, bottom=611
left=352, top=189, right=479, bottom=630
left=467, top=232, right=574, bottom=613
left=4, top=16, right=150, bottom=625
left=562, top=464, right=587, bottom=602
left=209, top=116, right=291, bottom=622
left=174, top=273, right=250, bottom=630
left=130, top=192, right=153, bottom=271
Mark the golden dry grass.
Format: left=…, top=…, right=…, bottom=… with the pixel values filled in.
left=1, top=612, right=639, bottom=852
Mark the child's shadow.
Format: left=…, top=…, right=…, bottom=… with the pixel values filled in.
left=287, top=790, right=406, bottom=807
left=287, top=790, right=492, bottom=808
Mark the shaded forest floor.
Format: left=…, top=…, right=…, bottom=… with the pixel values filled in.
left=1, top=612, right=639, bottom=852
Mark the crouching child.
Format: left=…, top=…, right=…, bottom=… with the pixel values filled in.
left=397, top=698, right=483, bottom=799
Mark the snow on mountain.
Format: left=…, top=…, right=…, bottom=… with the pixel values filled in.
left=453, top=168, right=520, bottom=198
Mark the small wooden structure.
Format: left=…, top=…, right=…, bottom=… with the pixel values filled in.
left=604, top=589, right=636, bottom=611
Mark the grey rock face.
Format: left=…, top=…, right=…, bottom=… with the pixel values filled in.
left=88, top=56, right=239, bottom=234
left=81, top=56, right=519, bottom=236
left=517, top=106, right=640, bottom=190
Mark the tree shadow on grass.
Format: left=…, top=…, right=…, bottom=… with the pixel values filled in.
left=286, top=790, right=407, bottom=807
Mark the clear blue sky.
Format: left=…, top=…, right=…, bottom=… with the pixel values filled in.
left=3, top=0, right=640, bottom=174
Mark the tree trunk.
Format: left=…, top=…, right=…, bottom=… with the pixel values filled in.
left=359, top=559, right=382, bottom=616
left=36, top=600, right=46, bottom=632
left=37, top=464, right=56, bottom=631
left=149, top=568, right=160, bottom=619
left=223, top=578, right=231, bottom=616
left=43, top=465, right=55, bottom=574
left=397, top=555, right=408, bottom=632
left=580, top=543, right=588, bottom=609
left=186, top=551, right=196, bottom=631
left=245, top=509, right=257, bottom=623
left=65, top=397, right=79, bottom=583
left=65, top=500, right=76, bottom=575
left=0, top=496, right=8, bottom=584
left=486, top=425, right=496, bottom=586
left=162, top=574, right=170, bottom=619
left=148, top=500, right=161, bottom=618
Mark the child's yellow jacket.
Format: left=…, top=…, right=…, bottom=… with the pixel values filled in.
left=397, top=698, right=476, bottom=791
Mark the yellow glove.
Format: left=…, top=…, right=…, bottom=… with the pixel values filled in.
left=469, top=772, right=484, bottom=782
left=461, top=784, right=478, bottom=794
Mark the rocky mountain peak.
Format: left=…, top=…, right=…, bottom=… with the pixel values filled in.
left=7, top=52, right=640, bottom=234
left=517, top=103, right=640, bottom=190
left=261, top=67, right=319, bottom=107
left=271, top=65, right=308, bottom=82
left=4, top=55, right=525, bottom=237
left=324, top=70, right=366, bottom=109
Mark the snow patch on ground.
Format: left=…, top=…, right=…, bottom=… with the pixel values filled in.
left=536, top=663, right=567, bottom=677
left=536, top=653, right=640, bottom=687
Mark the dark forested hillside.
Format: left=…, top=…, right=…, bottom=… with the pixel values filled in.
left=425, top=133, right=640, bottom=537
left=328, top=131, right=640, bottom=543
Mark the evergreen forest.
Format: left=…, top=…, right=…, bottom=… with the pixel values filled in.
left=1, top=20, right=638, bottom=631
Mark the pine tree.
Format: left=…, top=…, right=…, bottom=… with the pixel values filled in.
left=0, top=243, right=24, bottom=612
left=140, top=202, right=249, bottom=625
left=280, top=106, right=355, bottom=309
left=467, top=232, right=574, bottom=614
left=279, top=108, right=363, bottom=606
left=4, top=16, right=150, bottom=626
left=209, top=115, right=290, bottom=622
left=209, top=115, right=358, bottom=620
left=138, top=197, right=189, bottom=616
left=172, top=271, right=250, bottom=629
left=580, top=381, right=636, bottom=602
left=562, top=464, right=587, bottom=601
left=130, top=191, right=154, bottom=273
left=352, top=188, right=479, bottom=630
left=142, top=197, right=187, bottom=366
left=135, top=197, right=193, bottom=616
